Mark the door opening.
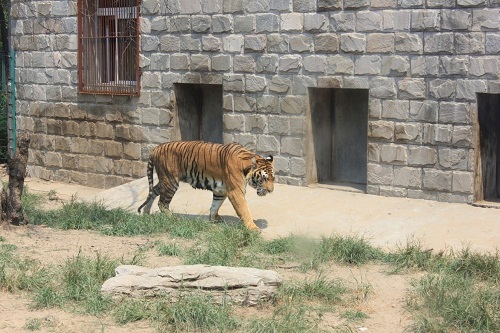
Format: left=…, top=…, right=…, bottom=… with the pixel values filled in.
left=477, top=93, right=500, bottom=202
left=173, top=83, right=223, bottom=143
left=307, top=88, right=368, bottom=191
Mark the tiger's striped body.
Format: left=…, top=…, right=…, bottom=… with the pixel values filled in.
left=137, top=141, right=274, bottom=231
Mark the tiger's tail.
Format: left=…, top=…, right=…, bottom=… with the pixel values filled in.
left=137, top=156, right=156, bottom=214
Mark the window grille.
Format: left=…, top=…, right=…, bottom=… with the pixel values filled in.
left=78, top=0, right=141, bottom=96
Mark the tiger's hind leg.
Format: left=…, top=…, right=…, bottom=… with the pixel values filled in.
left=158, top=181, right=179, bottom=216
left=209, top=194, right=227, bottom=223
left=139, top=184, right=160, bottom=214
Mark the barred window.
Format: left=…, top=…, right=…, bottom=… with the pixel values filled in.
left=78, top=0, right=141, bottom=96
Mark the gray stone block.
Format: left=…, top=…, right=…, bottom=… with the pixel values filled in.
left=357, top=11, right=383, bottom=32
left=269, top=76, right=292, bottom=94
left=223, top=74, right=245, bottom=92
left=292, top=75, right=316, bottom=95
left=344, top=0, right=370, bottom=9
left=180, top=35, right=201, bottom=51
left=393, top=166, right=422, bottom=188
left=202, top=36, right=221, bottom=52
left=281, top=96, right=307, bottom=114
left=304, top=13, right=329, bottom=33
left=382, top=100, right=410, bottom=120
left=267, top=34, right=289, bottom=53
left=289, top=35, right=313, bottom=53
left=410, top=56, right=439, bottom=76
left=440, top=56, right=469, bottom=76
left=330, top=13, right=355, bottom=32
left=290, top=157, right=306, bottom=177
left=270, top=0, right=291, bottom=11
left=314, top=34, right=340, bottom=53
left=202, top=0, right=222, bottom=14
left=367, top=34, right=395, bottom=53
left=370, top=77, right=397, bottom=98
left=223, top=35, right=244, bottom=53
left=382, top=10, right=411, bottom=31
left=369, top=120, right=394, bottom=140
left=424, top=33, right=455, bottom=54
left=223, top=113, right=245, bottom=131
left=212, top=15, right=232, bottom=33
left=318, top=0, right=342, bottom=11
left=160, top=36, right=180, bottom=52
left=427, top=0, right=455, bottom=7
left=246, top=75, right=267, bottom=92
left=234, top=15, right=255, bottom=33
left=441, top=10, right=471, bottom=31
left=317, top=76, right=342, bottom=88
left=244, top=35, right=267, bottom=52
left=455, top=33, right=485, bottom=54
left=223, top=0, right=243, bottom=13
left=190, top=55, right=210, bottom=71
left=439, top=102, right=469, bottom=124
left=355, top=56, right=382, bottom=75
left=472, top=9, right=500, bottom=31
left=399, top=0, right=424, bottom=8
left=367, top=163, right=393, bottom=185
left=257, top=95, right=281, bottom=113
left=256, top=55, right=279, bottom=73
left=170, top=16, right=191, bottom=33
left=245, top=114, right=268, bottom=133
left=410, top=100, right=438, bottom=122
left=212, top=55, right=232, bottom=71
left=245, top=0, right=271, bottom=12
left=268, top=115, right=290, bottom=134
left=380, top=144, right=408, bottom=165
left=192, top=15, right=212, bottom=32
left=256, top=14, right=279, bottom=33
left=179, top=0, right=201, bottom=14
left=382, top=55, right=409, bottom=76
left=486, top=33, right=500, bottom=54
left=281, top=137, right=303, bottom=156
left=341, top=34, right=366, bottom=53
left=234, top=95, right=256, bottom=112
left=395, top=33, right=422, bottom=53
left=170, top=54, right=189, bottom=70
left=257, top=135, right=280, bottom=153
left=234, top=55, right=255, bottom=72
left=368, top=143, right=380, bottom=162
left=395, top=123, right=421, bottom=142
left=399, top=79, right=426, bottom=100
left=279, top=55, right=302, bottom=73
left=409, top=146, right=437, bottom=166
left=423, top=169, right=451, bottom=191
left=423, top=124, right=452, bottom=144
left=281, top=13, right=303, bottom=32
left=303, top=55, right=326, bottom=73
left=456, top=79, right=487, bottom=100
left=439, top=147, right=468, bottom=170
left=452, top=171, right=473, bottom=194
left=150, top=54, right=169, bottom=71
left=141, top=35, right=159, bottom=52
left=452, top=126, right=473, bottom=147
left=411, top=10, right=440, bottom=31
left=326, top=55, right=354, bottom=75
left=429, top=79, right=456, bottom=99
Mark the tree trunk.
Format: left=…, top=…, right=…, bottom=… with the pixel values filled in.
left=1, top=132, right=30, bottom=227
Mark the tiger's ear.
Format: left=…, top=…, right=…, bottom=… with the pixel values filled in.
left=266, top=155, right=273, bottom=163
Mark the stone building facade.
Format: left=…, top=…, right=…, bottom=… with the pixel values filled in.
left=10, top=0, right=500, bottom=203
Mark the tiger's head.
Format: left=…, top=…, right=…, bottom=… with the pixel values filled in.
left=248, top=155, right=275, bottom=196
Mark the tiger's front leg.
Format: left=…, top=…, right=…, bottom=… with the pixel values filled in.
left=209, top=193, right=227, bottom=222
left=227, top=192, right=260, bottom=231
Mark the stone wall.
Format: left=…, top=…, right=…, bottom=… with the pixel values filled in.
left=10, top=0, right=500, bottom=203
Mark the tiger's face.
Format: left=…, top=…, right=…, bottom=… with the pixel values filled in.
left=249, top=156, right=275, bottom=196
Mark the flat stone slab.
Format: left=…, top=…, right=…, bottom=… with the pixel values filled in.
left=101, top=264, right=282, bottom=306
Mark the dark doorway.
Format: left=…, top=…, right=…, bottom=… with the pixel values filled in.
left=477, top=93, right=500, bottom=201
left=173, top=83, right=223, bottom=143
left=307, top=88, right=368, bottom=189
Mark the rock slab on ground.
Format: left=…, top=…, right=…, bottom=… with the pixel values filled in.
left=101, top=264, right=282, bottom=306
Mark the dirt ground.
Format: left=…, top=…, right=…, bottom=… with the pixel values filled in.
left=0, top=177, right=422, bottom=333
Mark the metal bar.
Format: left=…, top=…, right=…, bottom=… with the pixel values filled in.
left=10, top=50, right=16, bottom=157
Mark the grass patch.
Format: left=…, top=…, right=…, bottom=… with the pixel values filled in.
left=16, top=194, right=500, bottom=332
left=408, top=273, right=499, bottom=333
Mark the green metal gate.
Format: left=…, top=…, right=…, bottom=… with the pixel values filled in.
left=0, top=51, right=15, bottom=162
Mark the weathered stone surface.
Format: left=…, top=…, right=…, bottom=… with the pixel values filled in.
left=409, top=147, right=437, bottom=166
left=369, top=120, right=393, bottom=140
left=315, top=34, right=339, bottom=53
left=367, top=163, right=393, bottom=185
left=341, top=33, right=366, bottom=53
left=102, top=265, right=282, bottom=306
left=380, top=144, right=408, bottom=165
left=394, top=166, right=422, bottom=188
left=423, top=169, right=452, bottom=191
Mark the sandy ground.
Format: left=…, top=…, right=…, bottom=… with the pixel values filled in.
left=0, top=176, right=498, bottom=332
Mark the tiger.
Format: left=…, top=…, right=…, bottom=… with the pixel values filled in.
left=137, top=141, right=275, bottom=231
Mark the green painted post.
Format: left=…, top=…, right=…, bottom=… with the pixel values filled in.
left=10, top=50, right=15, bottom=156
